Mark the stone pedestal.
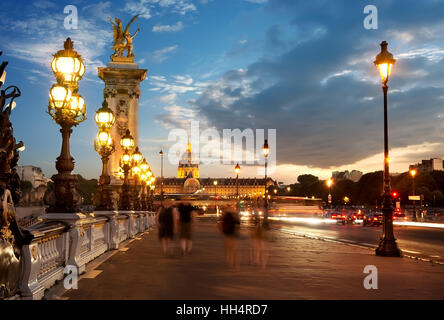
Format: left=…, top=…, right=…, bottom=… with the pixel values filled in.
left=98, top=62, right=147, bottom=186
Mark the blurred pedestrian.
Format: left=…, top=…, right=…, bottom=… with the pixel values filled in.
left=219, top=207, right=240, bottom=269
left=178, top=202, right=196, bottom=255
left=250, top=221, right=268, bottom=269
left=156, top=205, right=174, bottom=255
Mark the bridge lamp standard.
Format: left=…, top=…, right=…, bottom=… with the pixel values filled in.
left=119, top=129, right=135, bottom=210
left=131, top=147, right=143, bottom=211
left=94, top=101, right=115, bottom=211
left=47, top=38, right=86, bottom=213
left=374, top=41, right=401, bottom=257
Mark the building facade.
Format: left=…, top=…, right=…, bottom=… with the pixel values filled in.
left=409, top=158, right=444, bottom=172
left=156, top=143, right=274, bottom=196
left=17, top=166, right=50, bottom=188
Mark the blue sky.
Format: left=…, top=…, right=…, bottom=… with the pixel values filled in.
left=1, top=0, right=444, bottom=183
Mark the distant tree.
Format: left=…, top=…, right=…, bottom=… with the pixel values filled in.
left=20, top=180, right=33, bottom=194
left=76, top=175, right=98, bottom=205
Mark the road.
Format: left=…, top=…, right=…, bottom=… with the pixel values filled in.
left=269, top=218, right=444, bottom=264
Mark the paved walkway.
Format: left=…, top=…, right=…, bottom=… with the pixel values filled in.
left=60, top=220, right=444, bottom=300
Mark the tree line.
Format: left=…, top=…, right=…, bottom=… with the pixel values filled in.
left=272, top=171, right=444, bottom=207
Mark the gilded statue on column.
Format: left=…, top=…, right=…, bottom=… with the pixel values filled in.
left=108, top=15, right=140, bottom=61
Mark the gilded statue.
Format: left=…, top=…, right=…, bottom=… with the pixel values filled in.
left=108, top=15, right=140, bottom=60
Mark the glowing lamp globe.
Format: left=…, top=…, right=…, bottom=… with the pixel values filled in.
left=132, top=147, right=143, bottom=165
left=140, top=158, right=149, bottom=172
left=374, top=41, right=396, bottom=84
left=51, top=38, right=85, bottom=86
left=69, top=93, right=85, bottom=118
left=121, top=152, right=131, bottom=166
left=95, top=101, right=115, bottom=130
left=120, top=129, right=135, bottom=152
left=49, top=84, right=72, bottom=110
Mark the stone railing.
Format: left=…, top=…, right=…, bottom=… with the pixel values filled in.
left=19, top=210, right=156, bottom=300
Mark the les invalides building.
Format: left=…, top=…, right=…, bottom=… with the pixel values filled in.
left=155, top=140, right=275, bottom=197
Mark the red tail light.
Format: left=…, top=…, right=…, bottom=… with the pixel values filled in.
left=353, top=215, right=356, bottom=219
left=374, top=217, right=378, bottom=221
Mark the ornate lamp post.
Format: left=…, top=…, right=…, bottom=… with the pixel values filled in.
left=47, top=38, right=86, bottom=213
left=374, top=41, right=402, bottom=257
left=139, top=158, right=150, bottom=210
left=131, top=147, right=143, bottom=210
left=410, top=169, right=417, bottom=221
left=119, top=129, right=135, bottom=210
left=94, top=100, right=115, bottom=211
left=263, top=139, right=269, bottom=227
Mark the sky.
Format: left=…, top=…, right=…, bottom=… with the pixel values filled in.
left=1, top=0, right=444, bottom=184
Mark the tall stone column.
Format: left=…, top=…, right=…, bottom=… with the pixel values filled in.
left=98, top=59, right=147, bottom=186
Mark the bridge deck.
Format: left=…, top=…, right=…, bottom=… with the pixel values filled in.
left=60, top=219, right=444, bottom=300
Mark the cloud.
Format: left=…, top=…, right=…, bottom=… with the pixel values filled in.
left=0, top=7, right=111, bottom=78
left=186, top=0, right=444, bottom=172
left=151, top=45, right=179, bottom=62
left=123, top=0, right=197, bottom=19
left=152, top=21, right=184, bottom=32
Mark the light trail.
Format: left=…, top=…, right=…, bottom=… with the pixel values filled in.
left=269, top=216, right=444, bottom=229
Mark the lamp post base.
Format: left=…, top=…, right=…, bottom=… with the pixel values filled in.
left=375, top=239, right=402, bottom=257
left=46, top=173, right=80, bottom=213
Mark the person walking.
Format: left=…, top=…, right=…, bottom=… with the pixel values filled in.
left=178, top=202, right=196, bottom=255
left=156, top=205, right=174, bottom=256
left=219, top=207, right=240, bottom=269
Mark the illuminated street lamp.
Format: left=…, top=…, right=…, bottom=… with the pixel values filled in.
left=263, top=139, right=270, bottom=227
left=47, top=38, right=86, bottom=213
left=94, top=130, right=115, bottom=210
left=374, top=41, right=401, bottom=257
left=410, top=169, right=417, bottom=222
left=119, top=130, right=135, bottom=210
left=131, top=147, right=143, bottom=210
left=94, top=100, right=115, bottom=211
left=326, top=178, right=333, bottom=208
left=235, top=163, right=240, bottom=210
left=159, top=149, right=164, bottom=205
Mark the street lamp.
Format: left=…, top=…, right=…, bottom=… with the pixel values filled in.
left=94, top=100, right=115, bottom=211
left=131, top=147, right=143, bottom=210
left=235, top=163, right=240, bottom=210
left=94, top=130, right=115, bottom=210
left=159, top=149, right=164, bottom=205
left=326, top=178, right=333, bottom=208
left=263, top=139, right=269, bottom=227
left=374, top=41, right=401, bottom=257
left=410, top=169, right=417, bottom=222
left=119, top=130, right=135, bottom=210
left=47, top=38, right=86, bottom=213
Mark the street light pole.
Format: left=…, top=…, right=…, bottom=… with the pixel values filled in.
left=263, top=139, right=269, bottom=227
left=47, top=38, right=86, bottom=213
left=374, top=41, right=402, bottom=257
left=235, top=164, right=240, bottom=212
left=410, top=169, right=417, bottom=221
left=159, top=149, right=164, bottom=206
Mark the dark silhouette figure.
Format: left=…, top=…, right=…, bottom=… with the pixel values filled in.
left=219, top=208, right=240, bottom=269
left=156, top=205, right=174, bottom=255
left=178, top=202, right=196, bottom=255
